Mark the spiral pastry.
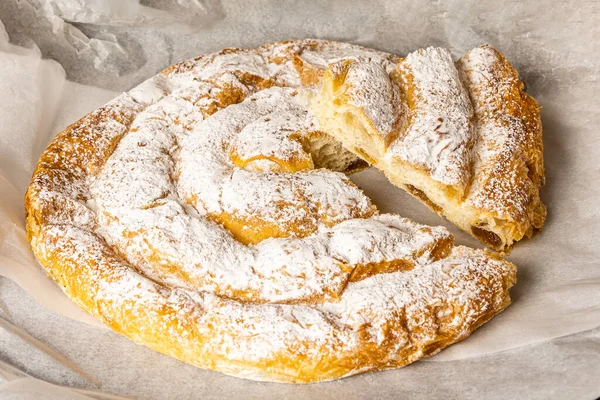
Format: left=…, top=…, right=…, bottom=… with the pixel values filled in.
left=26, top=40, right=519, bottom=383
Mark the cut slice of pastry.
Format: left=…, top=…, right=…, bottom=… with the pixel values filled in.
left=313, top=45, right=546, bottom=251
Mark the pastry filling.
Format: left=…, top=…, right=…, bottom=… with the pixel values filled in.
left=471, top=226, right=503, bottom=248
left=405, top=184, right=443, bottom=214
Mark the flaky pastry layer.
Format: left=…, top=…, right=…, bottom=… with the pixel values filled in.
left=313, top=45, right=545, bottom=251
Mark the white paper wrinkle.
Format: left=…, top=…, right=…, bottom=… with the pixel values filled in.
left=0, top=360, right=133, bottom=400
left=29, top=0, right=224, bottom=30
left=0, top=0, right=599, bottom=391
left=0, top=0, right=224, bottom=89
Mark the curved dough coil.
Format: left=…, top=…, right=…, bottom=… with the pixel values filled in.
left=314, top=45, right=545, bottom=251
left=26, top=40, right=518, bottom=383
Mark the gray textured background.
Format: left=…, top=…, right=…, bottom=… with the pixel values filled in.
left=1, top=0, right=599, bottom=398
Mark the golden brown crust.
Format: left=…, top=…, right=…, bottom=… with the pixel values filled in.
left=313, top=45, right=546, bottom=251
left=458, top=45, right=546, bottom=245
left=30, top=221, right=515, bottom=383
left=26, top=40, right=517, bottom=383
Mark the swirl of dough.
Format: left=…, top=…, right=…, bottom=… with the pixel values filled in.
left=89, top=48, right=453, bottom=304
left=26, top=40, right=518, bottom=383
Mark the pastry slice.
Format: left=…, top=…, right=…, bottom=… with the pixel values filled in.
left=313, top=45, right=545, bottom=251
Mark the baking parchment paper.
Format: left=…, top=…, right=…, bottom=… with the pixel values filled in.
left=0, top=0, right=599, bottom=397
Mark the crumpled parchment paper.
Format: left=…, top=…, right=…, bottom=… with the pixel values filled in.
left=0, top=0, right=599, bottom=397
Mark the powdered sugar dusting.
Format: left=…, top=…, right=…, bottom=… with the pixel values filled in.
left=299, top=45, right=388, bottom=67
left=343, top=61, right=404, bottom=138
left=26, top=40, right=518, bottom=382
left=40, top=223, right=514, bottom=369
left=458, top=46, right=543, bottom=223
left=88, top=43, right=456, bottom=305
left=388, top=47, right=474, bottom=190
left=178, top=87, right=374, bottom=229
